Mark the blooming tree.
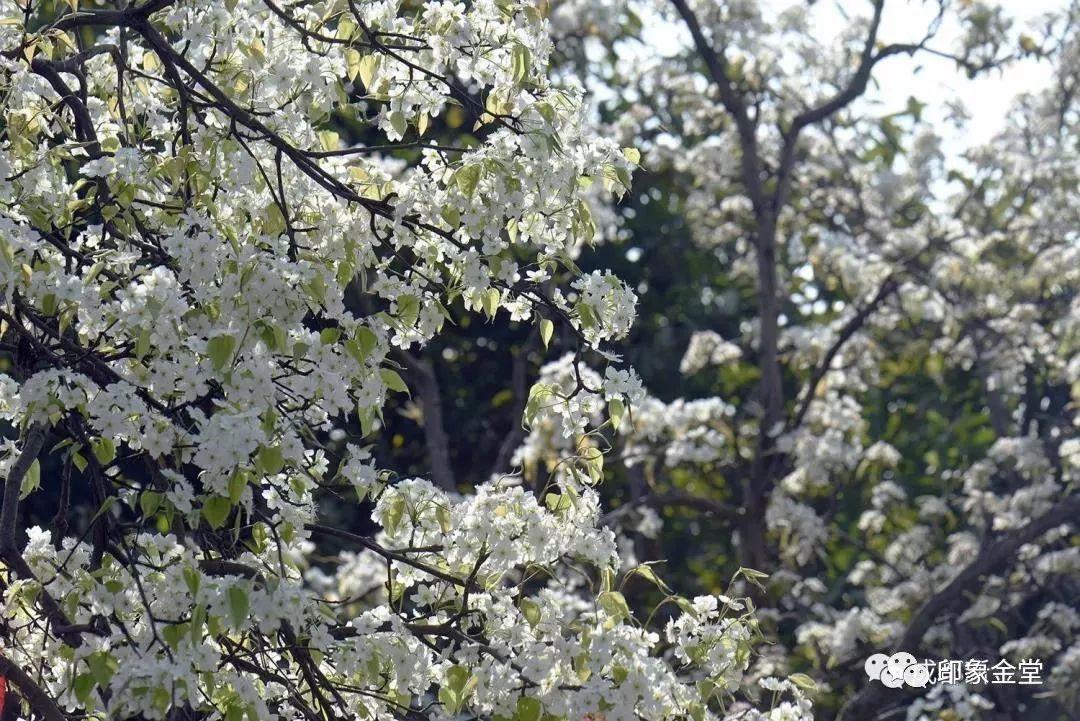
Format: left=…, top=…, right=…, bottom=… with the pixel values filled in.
left=527, top=1, right=1080, bottom=719
left=0, top=1, right=813, bottom=720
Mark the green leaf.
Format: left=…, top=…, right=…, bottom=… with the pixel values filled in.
left=207, top=334, right=236, bottom=370
left=544, top=492, right=572, bottom=514
left=446, top=665, right=471, bottom=693
left=736, top=566, right=769, bottom=590
left=357, top=54, right=378, bottom=88
left=258, top=411, right=277, bottom=440
left=454, top=165, right=482, bottom=198
left=539, top=318, right=554, bottom=348
left=516, top=697, right=541, bottom=721
left=577, top=301, right=597, bottom=330
left=152, top=686, right=172, bottom=712
left=384, top=494, right=407, bottom=535
left=345, top=48, right=362, bottom=81
left=524, top=383, right=557, bottom=428
left=441, top=204, right=460, bottom=228
left=86, top=651, right=118, bottom=685
left=358, top=407, right=377, bottom=438
left=162, top=622, right=186, bottom=649
left=789, top=673, right=818, bottom=692
left=598, top=590, right=631, bottom=624
left=183, top=566, right=201, bottom=596
left=202, top=495, right=232, bottom=530
left=355, top=326, right=378, bottom=359
left=18, top=458, right=40, bottom=500
left=135, top=328, right=151, bottom=360
left=389, top=111, right=408, bottom=138
left=396, top=295, right=420, bottom=327
left=519, top=598, right=541, bottom=627
left=625, top=564, right=672, bottom=594
left=227, top=470, right=247, bottom=504
left=511, top=43, right=531, bottom=84
left=675, top=596, right=698, bottom=618
left=608, top=398, right=625, bottom=431
left=438, top=687, right=461, bottom=715
left=574, top=652, right=591, bottom=682
left=139, top=490, right=162, bottom=518
left=305, top=274, right=327, bottom=305
left=89, top=497, right=117, bottom=525
left=226, top=702, right=244, bottom=721
left=482, top=288, right=500, bottom=318
left=91, top=436, right=116, bottom=465
left=380, top=368, right=410, bottom=395
left=257, top=445, right=285, bottom=475
left=436, top=504, right=452, bottom=533
left=601, top=566, right=615, bottom=594
left=226, top=584, right=249, bottom=628
left=73, top=672, right=95, bottom=703
left=580, top=446, right=603, bottom=485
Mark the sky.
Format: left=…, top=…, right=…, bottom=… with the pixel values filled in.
left=806, top=0, right=1067, bottom=151
left=632, top=0, right=1069, bottom=153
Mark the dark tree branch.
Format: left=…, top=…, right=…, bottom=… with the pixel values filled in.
left=0, top=424, right=85, bottom=649
left=789, top=277, right=898, bottom=430
left=0, top=655, right=72, bottom=721
left=0, top=423, right=45, bottom=554
left=667, top=0, right=765, bottom=213
left=839, top=492, right=1080, bottom=721
left=668, top=0, right=780, bottom=571
left=393, top=350, right=457, bottom=491
left=490, top=340, right=534, bottom=479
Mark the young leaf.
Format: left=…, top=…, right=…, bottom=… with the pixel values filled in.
left=226, top=584, right=249, bottom=628
left=257, top=445, right=285, bottom=475
left=515, top=697, right=541, bottom=721
left=207, top=334, right=236, bottom=370
left=18, top=459, right=41, bottom=500
left=539, top=318, right=553, bottom=348
left=598, top=590, right=631, bottom=623
left=511, top=43, right=531, bottom=84
left=91, top=436, right=116, bottom=465
left=202, top=495, right=232, bottom=530
left=608, top=397, right=625, bottom=431
left=380, top=368, right=410, bottom=395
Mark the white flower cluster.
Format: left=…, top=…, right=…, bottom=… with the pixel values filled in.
left=680, top=330, right=744, bottom=375
left=0, top=1, right=810, bottom=719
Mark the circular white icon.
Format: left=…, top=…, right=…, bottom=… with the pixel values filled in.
left=865, top=651, right=929, bottom=688
left=864, top=653, right=890, bottom=681
left=904, top=663, right=931, bottom=688
left=887, top=651, right=918, bottom=679
left=879, top=667, right=904, bottom=688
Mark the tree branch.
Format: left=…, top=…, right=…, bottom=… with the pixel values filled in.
left=667, top=0, right=766, bottom=213
left=490, top=340, right=533, bottom=479
left=839, top=492, right=1080, bottom=721
left=393, top=350, right=456, bottom=491
left=667, top=0, right=781, bottom=570
left=0, top=423, right=45, bottom=554
left=0, top=655, right=72, bottom=721
left=0, top=424, right=86, bottom=649
left=789, top=277, right=898, bottom=430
